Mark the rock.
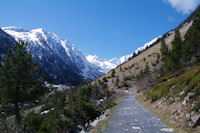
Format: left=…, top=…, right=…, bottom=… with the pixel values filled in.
left=182, top=99, right=187, bottom=106
left=182, top=92, right=195, bottom=106
left=189, top=121, right=195, bottom=127
left=180, top=91, right=185, bottom=96
left=169, top=97, right=174, bottom=103
left=176, top=109, right=181, bottom=116
left=187, top=92, right=195, bottom=98
left=175, top=97, right=180, bottom=102
left=191, top=114, right=200, bottom=126
left=186, top=113, right=191, bottom=121
left=189, top=114, right=200, bottom=127
left=174, top=116, right=179, bottom=121
left=180, top=112, right=184, bottom=118
left=154, top=100, right=163, bottom=108
left=171, top=109, right=177, bottom=115
left=160, top=128, right=173, bottom=132
left=191, top=111, right=196, bottom=116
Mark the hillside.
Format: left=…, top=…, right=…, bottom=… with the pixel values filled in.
left=90, top=5, right=200, bottom=132
left=93, top=18, right=192, bottom=90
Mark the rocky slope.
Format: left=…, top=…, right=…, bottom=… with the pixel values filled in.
left=91, top=5, right=200, bottom=132
left=0, top=28, right=16, bottom=59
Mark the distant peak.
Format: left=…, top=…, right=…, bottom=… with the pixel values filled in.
left=31, top=28, right=45, bottom=33
left=87, top=55, right=99, bottom=59
left=2, top=26, right=29, bottom=32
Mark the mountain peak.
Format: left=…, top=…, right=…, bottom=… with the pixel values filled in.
left=2, top=27, right=103, bottom=84
left=31, top=28, right=45, bottom=33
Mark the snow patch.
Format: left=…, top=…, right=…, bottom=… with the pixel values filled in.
left=132, top=126, right=141, bottom=130
left=160, top=128, right=174, bottom=132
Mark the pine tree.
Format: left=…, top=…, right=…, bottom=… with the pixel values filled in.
left=171, top=30, right=182, bottom=69
left=111, top=69, right=115, bottom=77
left=160, top=39, right=169, bottom=61
left=115, top=77, right=119, bottom=86
left=183, top=8, right=200, bottom=60
left=0, top=41, right=47, bottom=125
left=160, top=39, right=172, bottom=72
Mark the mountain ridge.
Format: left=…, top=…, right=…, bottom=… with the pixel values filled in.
left=1, top=27, right=103, bottom=85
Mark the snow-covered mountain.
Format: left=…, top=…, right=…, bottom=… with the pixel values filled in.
left=86, top=54, right=132, bottom=73
left=2, top=27, right=103, bottom=85
left=87, top=37, right=160, bottom=73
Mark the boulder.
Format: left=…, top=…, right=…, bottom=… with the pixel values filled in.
left=154, top=100, right=163, bottom=108
left=180, top=91, right=185, bottom=96
left=186, top=113, right=191, bottom=121
left=171, top=109, right=177, bottom=115
left=189, top=114, right=200, bottom=127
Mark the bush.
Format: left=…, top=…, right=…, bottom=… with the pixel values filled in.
left=103, top=77, right=108, bottom=82
left=115, top=77, right=119, bottom=86
left=111, top=70, right=115, bottom=77
left=25, top=112, right=43, bottom=132
left=39, top=122, right=53, bottom=133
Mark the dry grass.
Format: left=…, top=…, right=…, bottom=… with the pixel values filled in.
left=91, top=21, right=193, bottom=91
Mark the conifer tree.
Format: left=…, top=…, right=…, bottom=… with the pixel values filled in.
left=0, top=41, right=47, bottom=125
left=183, top=8, right=200, bottom=60
left=111, top=69, right=115, bottom=77
left=160, top=39, right=172, bottom=72
left=160, top=39, right=169, bottom=61
left=171, top=30, right=182, bottom=65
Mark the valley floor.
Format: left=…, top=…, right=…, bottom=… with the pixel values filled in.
left=93, top=87, right=173, bottom=133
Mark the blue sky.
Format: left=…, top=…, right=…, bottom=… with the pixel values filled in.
left=0, top=0, right=199, bottom=59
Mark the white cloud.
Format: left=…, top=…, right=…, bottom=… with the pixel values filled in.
left=164, top=0, right=200, bottom=14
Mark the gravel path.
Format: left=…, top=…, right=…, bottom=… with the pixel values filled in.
left=104, top=94, right=173, bottom=133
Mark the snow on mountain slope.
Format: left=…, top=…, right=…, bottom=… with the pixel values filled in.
left=134, top=37, right=161, bottom=54
left=87, top=37, right=160, bottom=73
left=2, top=27, right=102, bottom=84
left=86, top=55, right=117, bottom=73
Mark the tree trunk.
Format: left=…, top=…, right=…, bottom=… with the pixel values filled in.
left=14, top=102, right=21, bottom=125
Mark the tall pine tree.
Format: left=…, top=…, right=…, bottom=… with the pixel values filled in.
left=183, top=8, right=200, bottom=61
left=160, top=38, right=172, bottom=72
left=0, top=41, right=47, bottom=125
left=170, top=30, right=183, bottom=69
left=160, top=39, right=169, bottom=61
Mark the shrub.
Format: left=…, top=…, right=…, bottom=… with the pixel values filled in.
left=25, top=112, right=43, bottom=132
left=103, top=77, right=108, bottom=82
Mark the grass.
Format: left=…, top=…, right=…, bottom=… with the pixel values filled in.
left=138, top=65, right=200, bottom=133
left=146, top=65, right=200, bottom=106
